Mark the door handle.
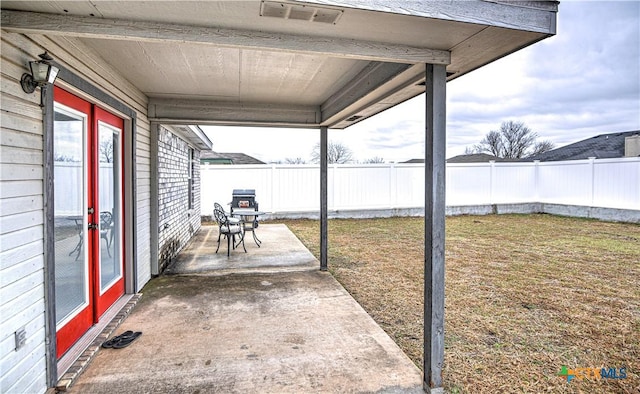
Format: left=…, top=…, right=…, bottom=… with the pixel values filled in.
left=88, top=223, right=99, bottom=230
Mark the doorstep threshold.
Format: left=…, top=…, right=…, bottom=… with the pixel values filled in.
left=56, top=294, right=141, bottom=391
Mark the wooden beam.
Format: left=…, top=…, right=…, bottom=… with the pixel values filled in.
left=0, top=10, right=450, bottom=65
left=150, top=122, right=160, bottom=277
left=148, top=98, right=321, bottom=127
left=320, top=126, right=328, bottom=271
left=321, top=62, right=411, bottom=125
left=41, top=82, right=57, bottom=388
left=423, top=63, right=446, bottom=392
left=301, top=0, right=557, bottom=34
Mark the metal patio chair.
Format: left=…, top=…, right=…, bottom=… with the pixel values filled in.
left=213, top=207, right=246, bottom=256
left=100, top=211, right=114, bottom=257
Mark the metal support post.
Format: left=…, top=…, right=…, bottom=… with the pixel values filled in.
left=320, top=126, right=328, bottom=271
left=424, top=63, right=446, bottom=392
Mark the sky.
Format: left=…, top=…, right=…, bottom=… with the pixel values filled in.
left=202, top=1, right=640, bottom=163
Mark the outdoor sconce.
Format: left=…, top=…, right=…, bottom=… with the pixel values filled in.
left=21, top=52, right=59, bottom=94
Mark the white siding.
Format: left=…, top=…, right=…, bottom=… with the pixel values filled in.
left=135, top=122, right=152, bottom=289
left=0, top=31, right=48, bottom=394
left=1, top=30, right=153, bottom=392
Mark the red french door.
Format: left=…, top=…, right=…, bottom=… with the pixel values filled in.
left=53, top=87, right=125, bottom=358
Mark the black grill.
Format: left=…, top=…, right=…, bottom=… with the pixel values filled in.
left=230, top=189, right=258, bottom=212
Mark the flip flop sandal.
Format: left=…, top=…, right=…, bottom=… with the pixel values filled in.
left=102, top=330, right=134, bottom=348
left=112, top=331, right=142, bottom=349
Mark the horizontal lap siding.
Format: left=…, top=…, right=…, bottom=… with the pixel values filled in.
left=0, top=32, right=47, bottom=394
left=0, top=30, right=151, bottom=393
left=135, top=121, right=152, bottom=289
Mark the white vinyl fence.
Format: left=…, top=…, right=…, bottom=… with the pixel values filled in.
left=53, top=158, right=639, bottom=217
left=54, top=162, right=115, bottom=216
left=201, top=158, right=640, bottom=216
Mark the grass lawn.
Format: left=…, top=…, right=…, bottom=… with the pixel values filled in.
left=277, top=214, right=639, bottom=393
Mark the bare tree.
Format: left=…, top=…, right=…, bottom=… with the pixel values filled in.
left=467, top=121, right=555, bottom=159
left=285, top=157, right=307, bottom=164
left=99, top=139, right=113, bottom=163
left=363, top=157, right=385, bottom=164
left=311, top=141, right=354, bottom=164
left=530, top=140, right=556, bottom=157
left=54, top=153, right=77, bottom=162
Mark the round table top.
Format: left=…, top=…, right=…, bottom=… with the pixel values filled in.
left=232, top=209, right=267, bottom=216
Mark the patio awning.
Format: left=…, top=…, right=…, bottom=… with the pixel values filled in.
left=1, top=0, right=557, bottom=129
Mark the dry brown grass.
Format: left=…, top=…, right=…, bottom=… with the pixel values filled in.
left=276, top=214, right=640, bottom=393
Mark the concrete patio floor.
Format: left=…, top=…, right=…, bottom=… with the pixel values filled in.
left=68, top=224, right=423, bottom=393
left=165, top=223, right=318, bottom=275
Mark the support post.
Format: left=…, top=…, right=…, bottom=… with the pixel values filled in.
left=150, top=122, right=160, bottom=276
left=42, top=83, right=58, bottom=388
left=423, top=63, right=446, bottom=392
left=320, top=126, right=328, bottom=271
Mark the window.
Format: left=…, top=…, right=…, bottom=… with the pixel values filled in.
left=188, top=148, right=195, bottom=210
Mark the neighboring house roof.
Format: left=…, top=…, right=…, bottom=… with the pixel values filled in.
left=446, top=153, right=501, bottom=163
left=526, top=130, right=640, bottom=161
left=405, top=153, right=506, bottom=163
left=200, top=151, right=265, bottom=165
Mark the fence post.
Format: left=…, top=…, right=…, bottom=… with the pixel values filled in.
left=588, top=157, right=596, bottom=206
left=534, top=160, right=540, bottom=204
left=389, top=163, right=397, bottom=208
left=489, top=160, right=495, bottom=204
left=331, top=164, right=338, bottom=210
left=270, top=164, right=276, bottom=213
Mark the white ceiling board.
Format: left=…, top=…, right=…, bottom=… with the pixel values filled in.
left=238, top=51, right=370, bottom=105
left=448, top=27, right=545, bottom=76
left=1, top=9, right=449, bottom=64
left=82, top=38, right=370, bottom=104
left=1, top=0, right=557, bottom=127
left=82, top=39, right=242, bottom=100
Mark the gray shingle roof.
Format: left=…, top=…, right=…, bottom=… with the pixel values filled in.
left=200, top=151, right=265, bottom=165
left=446, top=153, right=500, bottom=163
left=526, top=130, right=640, bottom=162
left=409, top=153, right=520, bottom=164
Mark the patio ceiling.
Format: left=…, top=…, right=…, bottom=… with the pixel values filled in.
left=1, top=0, right=557, bottom=129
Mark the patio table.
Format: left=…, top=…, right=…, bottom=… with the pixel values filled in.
left=65, top=215, right=84, bottom=260
left=232, top=209, right=266, bottom=247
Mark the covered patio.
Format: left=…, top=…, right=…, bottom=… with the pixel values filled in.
left=0, top=1, right=557, bottom=392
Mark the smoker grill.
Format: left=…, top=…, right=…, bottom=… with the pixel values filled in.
left=230, top=189, right=258, bottom=212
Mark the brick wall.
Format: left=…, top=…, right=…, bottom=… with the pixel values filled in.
left=157, top=126, right=201, bottom=272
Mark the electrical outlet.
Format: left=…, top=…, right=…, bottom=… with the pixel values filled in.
left=15, top=327, right=26, bottom=350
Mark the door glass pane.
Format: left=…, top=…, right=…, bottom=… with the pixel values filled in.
left=54, top=104, right=89, bottom=326
left=98, top=121, right=122, bottom=291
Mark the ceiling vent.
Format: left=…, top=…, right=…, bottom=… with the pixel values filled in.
left=260, top=1, right=343, bottom=24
